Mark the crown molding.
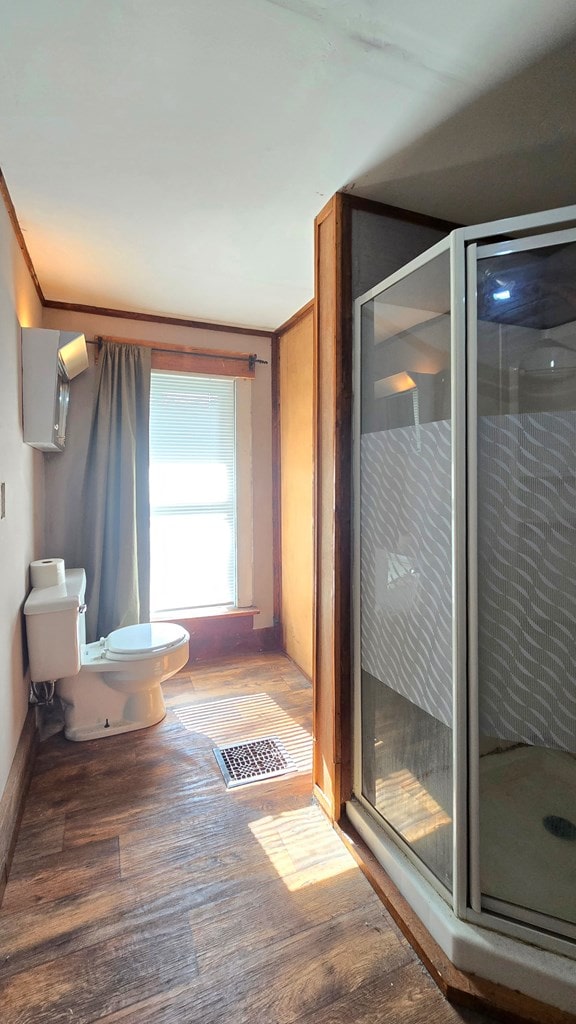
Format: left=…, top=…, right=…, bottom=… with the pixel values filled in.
left=0, top=169, right=45, bottom=305
left=43, top=300, right=273, bottom=339
left=274, top=298, right=314, bottom=337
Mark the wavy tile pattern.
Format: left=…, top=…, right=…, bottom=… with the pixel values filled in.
left=478, top=412, right=576, bottom=752
left=361, top=413, right=576, bottom=751
left=360, top=422, right=453, bottom=729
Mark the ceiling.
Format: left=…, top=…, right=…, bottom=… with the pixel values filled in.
left=1, top=1, right=576, bottom=331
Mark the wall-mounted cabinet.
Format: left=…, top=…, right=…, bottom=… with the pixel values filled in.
left=22, top=328, right=88, bottom=451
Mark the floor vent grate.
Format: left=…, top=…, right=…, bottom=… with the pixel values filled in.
left=213, top=736, right=296, bottom=788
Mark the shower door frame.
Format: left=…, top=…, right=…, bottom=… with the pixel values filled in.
left=466, top=222, right=576, bottom=947
left=349, top=203, right=576, bottom=964
left=350, top=229, right=469, bottom=917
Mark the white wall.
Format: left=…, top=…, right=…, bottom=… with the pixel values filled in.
left=41, top=308, right=274, bottom=628
left=0, top=200, right=44, bottom=800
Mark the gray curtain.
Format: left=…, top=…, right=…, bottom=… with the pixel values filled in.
left=80, top=342, right=151, bottom=641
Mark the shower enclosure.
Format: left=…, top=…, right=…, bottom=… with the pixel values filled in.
left=348, top=205, right=576, bottom=1010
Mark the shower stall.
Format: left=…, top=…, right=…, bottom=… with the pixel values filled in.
left=348, top=205, right=576, bottom=1012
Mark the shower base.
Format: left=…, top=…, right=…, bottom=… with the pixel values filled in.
left=347, top=796, right=576, bottom=1015
left=479, top=745, right=576, bottom=926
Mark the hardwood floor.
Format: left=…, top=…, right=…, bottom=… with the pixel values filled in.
left=0, top=653, right=494, bottom=1024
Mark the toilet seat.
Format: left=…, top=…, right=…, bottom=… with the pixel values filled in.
left=104, top=622, right=188, bottom=661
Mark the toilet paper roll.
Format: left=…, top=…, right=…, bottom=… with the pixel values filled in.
left=30, top=558, right=66, bottom=589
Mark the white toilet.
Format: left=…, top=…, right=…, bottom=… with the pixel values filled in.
left=24, top=568, right=189, bottom=742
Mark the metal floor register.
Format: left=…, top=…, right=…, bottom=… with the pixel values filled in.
left=213, top=736, right=296, bottom=788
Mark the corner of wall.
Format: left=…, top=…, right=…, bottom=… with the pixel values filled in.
left=0, top=189, right=44, bottom=806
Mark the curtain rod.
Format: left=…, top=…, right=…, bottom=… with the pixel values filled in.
left=88, top=336, right=268, bottom=370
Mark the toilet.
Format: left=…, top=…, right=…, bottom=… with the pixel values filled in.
left=24, top=568, right=189, bottom=741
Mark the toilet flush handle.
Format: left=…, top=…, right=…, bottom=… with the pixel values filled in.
left=79, top=604, right=87, bottom=614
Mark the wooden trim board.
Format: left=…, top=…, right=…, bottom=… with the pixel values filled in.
left=274, top=298, right=314, bottom=336
left=270, top=332, right=282, bottom=636
left=163, top=613, right=281, bottom=665
left=313, top=195, right=339, bottom=815
left=312, top=192, right=354, bottom=818
left=0, top=709, right=38, bottom=907
left=0, top=169, right=45, bottom=304
left=339, top=190, right=459, bottom=232
left=312, top=191, right=461, bottom=823
left=93, top=334, right=258, bottom=374
left=43, top=300, right=273, bottom=339
left=275, top=301, right=314, bottom=677
left=334, top=193, right=353, bottom=810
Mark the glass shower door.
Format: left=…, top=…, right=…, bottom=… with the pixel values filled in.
left=473, top=232, right=576, bottom=933
left=356, top=246, right=454, bottom=891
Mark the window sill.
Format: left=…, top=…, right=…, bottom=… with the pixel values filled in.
left=151, top=605, right=260, bottom=623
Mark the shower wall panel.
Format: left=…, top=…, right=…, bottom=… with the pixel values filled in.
left=361, top=420, right=452, bottom=727
left=358, top=245, right=454, bottom=890
left=478, top=410, right=576, bottom=751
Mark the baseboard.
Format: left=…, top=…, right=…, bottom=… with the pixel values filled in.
left=313, top=782, right=335, bottom=820
left=0, top=708, right=38, bottom=907
left=168, top=614, right=281, bottom=665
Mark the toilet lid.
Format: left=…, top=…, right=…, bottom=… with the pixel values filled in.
left=105, top=622, right=187, bottom=657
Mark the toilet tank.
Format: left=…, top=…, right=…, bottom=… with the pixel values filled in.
left=24, top=569, right=86, bottom=682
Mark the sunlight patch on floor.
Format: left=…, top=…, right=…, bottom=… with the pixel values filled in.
left=172, top=693, right=312, bottom=773
left=248, top=805, right=355, bottom=891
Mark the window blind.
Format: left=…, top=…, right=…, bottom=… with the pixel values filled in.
left=149, top=371, right=237, bottom=612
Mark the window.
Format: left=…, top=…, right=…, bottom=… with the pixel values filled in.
left=149, top=370, right=251, bottom=614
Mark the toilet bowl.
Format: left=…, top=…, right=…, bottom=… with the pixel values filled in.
left=24, top=568, right=189, bottom=742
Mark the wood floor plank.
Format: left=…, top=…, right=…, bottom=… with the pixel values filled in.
left=188, top=867, right=395, bottom=973
left=1, top=837, right=120, bottom=913
left=0, top=848, right=307, bottom=979
left=297, top=961, right=492, bottom=1024
left=9, top=810, right=65, bottom=864
left=182, top=902, right=412, bottom=1024
left=167, top=690, right=313, bottom=770
left=0, top=653, right=499, bottom=1024
left=116, top=800, right=330, bottom=886
left=95, top=906, right=412, bottom=1024
left=165, top=653, right=312, bottom=705
left=1, top=915, right=197, bottom=1024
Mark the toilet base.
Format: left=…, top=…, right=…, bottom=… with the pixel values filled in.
left=57, top=672, right=167, bottom=742
left=63, top=706, right=167, bottom=742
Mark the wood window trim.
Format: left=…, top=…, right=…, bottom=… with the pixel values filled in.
left=152, top=605, right=260, bottom=622
left=91, top=334, right=256, bottom=378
